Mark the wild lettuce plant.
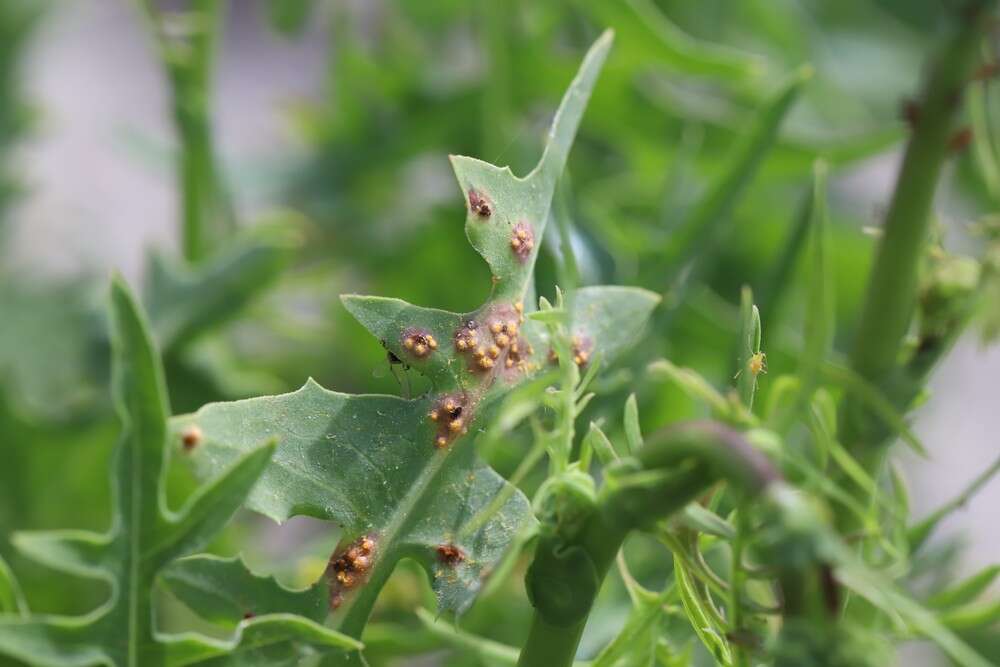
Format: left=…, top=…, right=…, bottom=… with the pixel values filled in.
left=2, top=2, right=1000, bottom=667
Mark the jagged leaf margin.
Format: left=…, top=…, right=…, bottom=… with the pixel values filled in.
left=0, top=278, right=359, bottom=666
left=168, top=30, right=660, bottom=643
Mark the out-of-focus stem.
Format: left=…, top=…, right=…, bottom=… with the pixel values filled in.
left=842, top=1, right=997, bottom=459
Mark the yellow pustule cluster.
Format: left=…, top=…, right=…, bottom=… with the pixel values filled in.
left=402, top=330, right=438, bottom=358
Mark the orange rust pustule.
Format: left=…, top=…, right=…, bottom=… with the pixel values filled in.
left=468, top=189, right=492, bottom=218
left=436, top=543, right=466, bottom=565
left=401, top=328, right=438, bottom=359
left=181, top=425, right=202, bottom=452
left=510, top=222, right=535, bottom=261
left=429, top=393, right=470, bottom=449
left=326, top=535, right=377, bottom=610
left=549, top=334, right=593, bottom=369
left=457, top=304, right=533, bottom=376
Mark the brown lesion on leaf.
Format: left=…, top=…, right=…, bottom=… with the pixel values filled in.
left=402, top=328, right=438, bottom=359
left=429, top=393, right=470, bottom=449
left=455, top=304, right=534, bottom=379
left=510, top=221, right=534, bottom=261
left=181, top=424, right=202, bottom=452
left=327, top=534, right=377, bottom=610
left=468, top=189, right=493, bottom=218
left=436, top=543, right=466, bottom=565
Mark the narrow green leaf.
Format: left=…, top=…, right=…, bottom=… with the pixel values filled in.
left=623, top=393, right=642, bottom=454
left=679, top=505, right=736, bottom=541
left=0, top=555, right=26, bottom=616
left=939, top=599, right=1000, bottom=631
left=800, top=161, right=834, bottom=395
left=674, top=557, right=732, bottom=666
left=928, top=565, right=1000, bottom=610
left=584, top=422, right=620, bottom=465
left=162, top=555, right=327, bottom=628
left=735, top=286, right=762, bottom=410
left=663, top=65, right=812, bottom=278
left=575, top=0, right=764, bottom=82
left=820, top=363, right=927, bottom=456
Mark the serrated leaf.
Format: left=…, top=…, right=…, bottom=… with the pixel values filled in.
left=171, top=382, right=534, bottom=624
left=0, top=278, right=351, bottom=666
left=162, top=555, right=327, bottom=628
left=166, top=34, right=665, bottom=648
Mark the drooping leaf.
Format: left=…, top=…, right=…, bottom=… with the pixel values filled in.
left=0, top=278, right=357, bottom=666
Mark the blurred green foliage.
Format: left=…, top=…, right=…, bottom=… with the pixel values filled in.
left=1, top=1, right=999, bottom=666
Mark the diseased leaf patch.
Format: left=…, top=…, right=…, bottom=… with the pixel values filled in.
left=168, top=31, right=659, bottom=646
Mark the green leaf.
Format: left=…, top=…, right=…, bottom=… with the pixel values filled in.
left=662, top=65, right=811, bottom=279
left=167, top=34, right=663, bottom=647
left=162, top=555, right=327, bottom=628
left=172, top=382, right=534, bottom=624
left=623, top=393, right=642, bottom=455
left=674, top=557, right=732, bottom=666
left=735, top=286, right=762, bottom=410
left=592, top=587, right=670, bottom=667
left=927, top=565, right=1000, bottom=610
left=0, top=555, right=26, bottom=616
left=575, top=0, right=765, bottom=82
left=0, top=278, right=351, bottom=666
left=799, top=161, right=834, bottom=397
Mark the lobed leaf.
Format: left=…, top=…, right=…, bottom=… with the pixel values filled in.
left=0, top=278, right=351, bottom=666
left=167, top=33, right=662, bottom=647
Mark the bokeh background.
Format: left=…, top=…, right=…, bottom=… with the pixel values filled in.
left=1, top=1, right=997, bottom=665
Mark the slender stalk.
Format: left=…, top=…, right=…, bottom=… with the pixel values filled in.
left=517, top=422, right=780, bottom=667
left=138, top=0, right=229, bottom=264
left=842, top=1, right=997, bottom=457
left=728, top=500, right=750, bottom=667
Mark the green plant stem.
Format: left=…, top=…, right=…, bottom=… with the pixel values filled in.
left=728, top=502, right=749, bottom=667
left=139, top=0, right=229, bottom=264
left=842, top=1, right=997, bottom=458
left=517, top=421, right=780, bottom=667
